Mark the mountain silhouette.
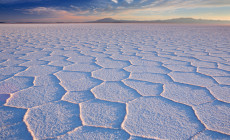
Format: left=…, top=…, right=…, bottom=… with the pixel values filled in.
left=89, top=17, right=230, bottom=24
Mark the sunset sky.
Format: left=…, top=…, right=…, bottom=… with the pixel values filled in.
left=0, top=0, right=230, bottom=22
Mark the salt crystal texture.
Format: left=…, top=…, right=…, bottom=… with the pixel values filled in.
left=1, top=24, right=230, bottom=139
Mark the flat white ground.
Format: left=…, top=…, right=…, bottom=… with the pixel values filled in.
left=0, top=24, right=230, bottom=139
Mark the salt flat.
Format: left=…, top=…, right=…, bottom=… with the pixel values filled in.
left=0, top=24, right=230, bottom=139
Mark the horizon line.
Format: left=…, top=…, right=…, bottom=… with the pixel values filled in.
left=1, top=17, right=230, bottom=24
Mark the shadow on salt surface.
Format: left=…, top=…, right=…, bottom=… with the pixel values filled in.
left=0, top=52, right=25, bottom=60
left=191, top=130, right=230, bottom=140
left=54, top=126, right=130, bottom=140
left=0, top=94, right=10, bottom=106
left=0, top=76, right=34, bottom=94
left=19, top=59, right=49, bottom=67
left=218, top=63, right=230, bottom=71
left=1, top=59, right=28, bottom=66
left=1, top=97, right=32, bottom=140
left=18, top=51, right=51, bottom=60
left=0, top=65, right=6, bottom=69
left=39, top=55, right=68, bottom=61
left=0, top=106, right=27, bottom=127
left=0, top=122, right=33, bottom=140
left=13, top=49, right=34, bottom=56
left=0, top=75, right=12, bottom=82
left=213, top=76, right=230, bottom=86
left=0, top=66, right=27, bottom=76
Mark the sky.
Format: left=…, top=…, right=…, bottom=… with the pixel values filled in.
left=0, top=0, right=230, bottom=22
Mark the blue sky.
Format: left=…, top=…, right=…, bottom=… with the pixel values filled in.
left=0, top=0, right=230, bottom=22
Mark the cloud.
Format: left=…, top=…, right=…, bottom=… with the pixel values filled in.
left=20, top=7, right=98, bottom=22
left=125, top=0, right=133, bottom=4
left=23, top=7, right=67, bottom=17
left=3, top=0, right=230, bottom=11
left=111, top=0, right=118, bottom=4
left=2, top=0, right=230, bottom=21
left=90, top=0, right=230, bottom=14
left=17, top=0, right=230, bottom=19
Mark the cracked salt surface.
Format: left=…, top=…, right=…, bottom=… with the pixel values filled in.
left=0, top=24, right=230, bottom=139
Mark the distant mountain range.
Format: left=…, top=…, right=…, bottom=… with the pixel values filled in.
left=1, top=18, right=230, bottom=24
left=89, top=18, right=230, bottom=24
